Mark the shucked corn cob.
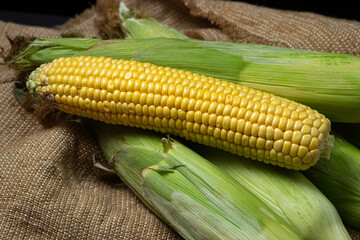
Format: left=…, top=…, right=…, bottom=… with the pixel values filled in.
left=27, top=56, right=333, bottom=170
left=7, top=37, right=360, bottom=123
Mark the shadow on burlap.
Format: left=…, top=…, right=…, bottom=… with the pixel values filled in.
left=0, top=0, right=359, bottom=239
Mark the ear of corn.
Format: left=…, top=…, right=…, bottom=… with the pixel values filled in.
left=6, top=2, right=360, bottom=124
left=89, top=121, right=351, bottom=239
left=89, top=121, right=303, bottom=240
left=303, top=133, right=360, bottom=228
left=7, top=37, right=360, bottom=123
left=189, top=141, right=351, bottom=239
left=27, top=55, right=333, bottom=170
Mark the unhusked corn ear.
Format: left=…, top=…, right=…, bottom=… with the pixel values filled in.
left=27, top=56, right=333, bottom=170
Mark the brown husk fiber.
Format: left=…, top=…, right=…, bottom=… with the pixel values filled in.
left=0, top=0, right=359, bottom=239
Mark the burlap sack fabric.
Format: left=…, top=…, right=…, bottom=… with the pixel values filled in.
left=1, top=0, right=360, bottom=239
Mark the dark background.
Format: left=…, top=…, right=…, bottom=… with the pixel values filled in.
left=0, top=1, right=359, bottom=28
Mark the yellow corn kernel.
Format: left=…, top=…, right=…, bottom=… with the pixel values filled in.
left=29, top=56, right=333, bottom=170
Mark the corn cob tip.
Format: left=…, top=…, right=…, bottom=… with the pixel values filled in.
left=27, top=69, right=40, bottom=96
left=26, top=56, right=333, bottom=170
left=27, top=64, right=52, bottom=98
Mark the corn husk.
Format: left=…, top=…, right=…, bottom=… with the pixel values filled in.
left=303, top=133, right=360, bottom=228
left=6, top=38, right=102, bottom=71
left=88, top=121, right=301, bottom=240
left=6, top=2, right=360, bottom=123
left=92, top=8, right=358, bottom=231
left=188, top=142, right=351, bottom=239
left=119, top=2, right=188, bottom=39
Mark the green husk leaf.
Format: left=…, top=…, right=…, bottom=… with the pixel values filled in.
left=303, top=134, right=360, bottom=228
left=141, top=165, right=244, bottom=240
left=119, top=2, right=188, bottom=39
left=88, top=121, right=300, bottom=240
left=162, top=140, right=301, bottom=240
left=77, top=38, right=170, bottom=59
left=6, top=38, right=102, bottom=71
left=188, top=142, right=351, bottom=239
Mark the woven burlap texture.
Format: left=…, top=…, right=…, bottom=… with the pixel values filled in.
left=1, top=0, right=359, bottom=239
